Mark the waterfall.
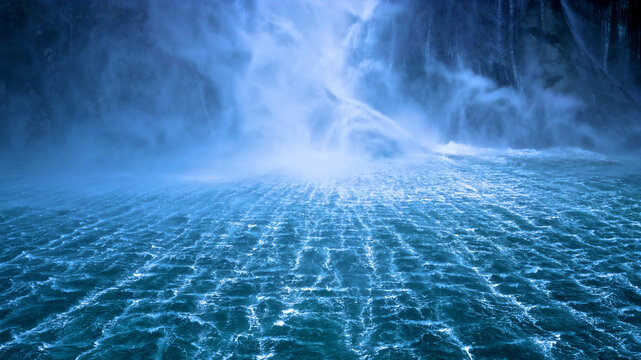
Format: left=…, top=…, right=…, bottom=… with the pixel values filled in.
left=1, top=0, right=640, bottom=170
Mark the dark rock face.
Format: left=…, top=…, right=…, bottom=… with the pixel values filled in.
left=563, top=0, right=641, bottom=99
left=351, top=0, right=641, bottom=151
left=0, top=0, right=249, bottom=157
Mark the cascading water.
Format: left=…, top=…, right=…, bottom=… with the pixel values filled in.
left=229, top=1, right=417, bottom=161
left=145, top=0, right=426, bottom=175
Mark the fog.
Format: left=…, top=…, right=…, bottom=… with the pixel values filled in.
left=1, top=0, right=640, bottom=176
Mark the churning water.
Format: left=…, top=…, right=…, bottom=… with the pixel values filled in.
left=1, top=149, right=640, bottom=359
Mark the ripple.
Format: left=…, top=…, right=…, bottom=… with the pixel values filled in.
left=1, top=153, right=640, bottom=358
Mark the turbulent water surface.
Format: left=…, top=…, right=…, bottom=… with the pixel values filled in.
left=1, top=150, right=641, bottom=359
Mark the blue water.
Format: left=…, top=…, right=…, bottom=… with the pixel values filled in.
left=1, top=150, right=640, bottom=359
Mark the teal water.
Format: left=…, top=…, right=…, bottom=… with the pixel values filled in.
left=1, top=150, right=640, bottom=359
